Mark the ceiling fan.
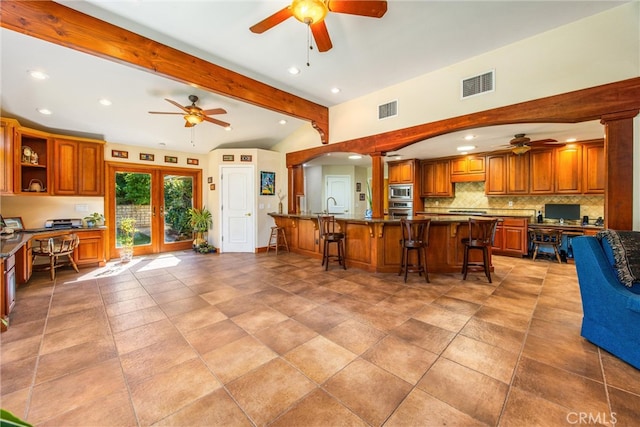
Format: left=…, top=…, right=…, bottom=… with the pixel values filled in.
left=501, top=133, right=563, bottom=155
left=148, top=95, right=230, bottom=128
left=250, top=0, right=388, bottom=52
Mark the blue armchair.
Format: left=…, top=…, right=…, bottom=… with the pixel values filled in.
left=572, top=235, right=640, bottom=369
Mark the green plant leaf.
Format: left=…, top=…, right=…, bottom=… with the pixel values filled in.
left=1, top=409, right=33, bottom=427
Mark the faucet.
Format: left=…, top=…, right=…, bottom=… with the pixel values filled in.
left=326, top=197, right=337, bottom=214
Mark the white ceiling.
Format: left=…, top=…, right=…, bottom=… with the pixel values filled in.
left=0, top=1, right=623, bottom=158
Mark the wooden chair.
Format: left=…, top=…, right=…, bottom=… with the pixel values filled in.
left=529, top=228, right=563, bottom=263
left=399, top=218, right=431, bottom=283
left=32, top=233, right=80, bottom=280
left=267, top=225, right=289, bottom=254
left=317, top=215, right=346, bottom=270
left=461, top=218, right=499, bottom=283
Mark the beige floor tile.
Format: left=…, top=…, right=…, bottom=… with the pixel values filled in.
left=113, top=318, right=181, bottom=355
left=159, top=295, right=211, bottom=317
left=608, top=385, right=640, bottom=427
left=460, top=316, right=525, bottom=354
left=412, top=304, right=472, bottom=333
left=294, top=305, right=349, bottom=333
left=601, top=351, right=640, bottom=396
left=323, top=358, right=412, bottom=426
left=1, top=334, right=42, bottom=364
left=266, top=293, right=318, bottom=317
left=35, top=338, right=117, bottom=384
left=105, top=294, right=158, bottom=317
left=362, top=335, right=438, bottom=385
left=323, top=318, right=386, bottom=355
left=390, top=318, right=456, bottom=354
left=151, top=286, right=197, bottom=305
left=417, top=357, right=509, bottom=425
left=0, top=388, right=30, bottom=422
left=442, top=335, right=519, bottom=383
left=500, top=386, right=578, bottom=426
left=40, top=319, right=112, bottom=355
left=231, top=305, right=290, bottom=334
left=473, top=305, right=531, bottom=332
left=202, top=335, right=277, bottom=383
left=101, top=285, right=149, bottom=305
left=271, top=389, right=368, bottom=427
left=0, top=357, right=37, bottom=395
left=254, top=318, right=318, bottom=354
left=129, top=358, right=222, bottom=426
left=171, top=304, right=228, bottom=333
left=153, top=388, right=252, bottom=427
left=108, top=305, right=168, bottom=333
left=183, top=318, right=248, bottom=355
left=226, top=358, right=316, bottom=426
left=285, top=335, right=357, bottom=384
left=44, top=306, right=108, bottom=334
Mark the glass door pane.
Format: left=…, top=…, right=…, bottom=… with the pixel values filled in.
left=163, top=174, right=194, bottom=244
left=115, top=171, right=153, bottom=252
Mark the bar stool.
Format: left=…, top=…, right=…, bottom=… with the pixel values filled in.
left=317, top=215, right=346, bottom=270
left=399, top=217, right=431, bottom=283
left=461, top=217, right=499, bottom=283
left=529, top=228, right=563, bottom=263
left=267, top=226, right=289, bottom=254
left=32, top=233, right=80, bottom=280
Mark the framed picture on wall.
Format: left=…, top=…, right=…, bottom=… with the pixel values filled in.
left=260, top=171, right=275, bottom=195
left=3, top=217, right=24, bottom=231
left=140, top=153, right=154, bottom=161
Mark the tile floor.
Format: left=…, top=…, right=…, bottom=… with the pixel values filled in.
left=1, top=251, right=639, bottom=426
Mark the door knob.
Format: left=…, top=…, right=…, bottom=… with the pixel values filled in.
left=245, top=213, right=251, bottom=216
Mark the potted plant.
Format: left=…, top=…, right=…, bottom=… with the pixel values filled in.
left=188, top=207, right=212, bottom=248
left=119, top=217, right=137, bottom=263
left=83, top=212, right=104, bottom=227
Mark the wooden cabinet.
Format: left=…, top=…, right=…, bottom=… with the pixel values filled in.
left=555, top=145, right=582, bottom=194
left=420, top=160, right=453, bottom=197
left=15, top=239, right=33, bottom=284
left=529, top=149, right=554, bottom=194
left=388, top=160, right=415, bottom=184
left=492, top=218, right=528, bottom=257
left=485, top=154, right=507, bottom=195
left=0, top=118, right=18, bottom=195
left=74, top=229, right=106, bottom=267
left=53, top=139, right=104, bottom=196
left=450, top=155, right=485, bottom=182
left=507, top=152, right=530, bottom=194
left=582, top=142, right=605, bottom=194
left=15, top=127, right=51, bottom=195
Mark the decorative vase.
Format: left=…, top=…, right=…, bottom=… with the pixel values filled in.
left=364, top=208, right=373, bottom=219
left=120, top=245, right=133, bottom=263
left=278, top=202, right=283, bottom=214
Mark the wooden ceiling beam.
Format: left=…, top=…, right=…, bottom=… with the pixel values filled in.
left=0, top=0, right=329, bottom=143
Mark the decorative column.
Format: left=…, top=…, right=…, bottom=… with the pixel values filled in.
left=371, top=153, right=385, bottom=218
left=601, top=110, right=638, bottom=230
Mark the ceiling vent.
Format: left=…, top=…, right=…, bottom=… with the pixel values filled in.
left=461, top=70, right=494, bottom=99
left=378, top=100, right=398, bottom=120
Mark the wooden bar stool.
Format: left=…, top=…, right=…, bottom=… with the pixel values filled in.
left=399, top=217, right=431, bottom=283
left=267, top=226, right=289, bottom=254
left=317, top=215, right=346, bottom=270
left=461, top=217, right=499, bottom=283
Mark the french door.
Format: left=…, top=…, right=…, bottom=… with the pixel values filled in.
left=105, top=162, right=202, bottom=260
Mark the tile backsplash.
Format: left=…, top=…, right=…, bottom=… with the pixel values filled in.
left=423, top=182, right=604, bottom=223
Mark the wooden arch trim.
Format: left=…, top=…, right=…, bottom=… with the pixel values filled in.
left=0, top=0, right=329, bottom=143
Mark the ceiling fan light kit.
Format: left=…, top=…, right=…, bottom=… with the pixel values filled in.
left=291, top=0, right=328, bottom=24
left=149, top=95, right=230, bottom=129
left=511, top=144, right=531, bottom=155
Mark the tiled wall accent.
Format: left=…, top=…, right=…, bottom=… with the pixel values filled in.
left=423, top=181, right=605, bottom=222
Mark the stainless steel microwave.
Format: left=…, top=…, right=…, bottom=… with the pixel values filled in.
left=389, top=184, right=412, bottom=200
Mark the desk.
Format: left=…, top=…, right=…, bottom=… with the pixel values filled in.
left=527, top=223, right=603, bottom=261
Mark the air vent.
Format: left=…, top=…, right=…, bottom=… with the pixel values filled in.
left=378, top=100, right=398, bottom=120
left=461, top=70, right=494, bottom=99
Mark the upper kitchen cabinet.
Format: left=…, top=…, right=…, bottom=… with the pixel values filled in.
left=485, top=154, right=507, bottom=195
left=486, top=152, right=531, bottom=195
left=582, top=141, right=605, bottom=194
left=53, top=138, right=104, bottom=196
left=15, top=127, right=51, bottom=195
left=420, top=159, right=454, bottom=197
left=450, top=155, right=485, bottom=182
left=555, top=144, right=582, bottom=194
left=0, top=118, right=18, bottom=195
left=387, top=159, right=416, bottom=184
left=529, top=148, right=555, bottom=194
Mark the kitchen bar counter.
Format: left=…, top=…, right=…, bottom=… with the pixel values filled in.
left=269, top=213, right=495, bottom=274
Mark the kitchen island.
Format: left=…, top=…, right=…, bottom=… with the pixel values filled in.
left=269, top=213, right=498, bottom=274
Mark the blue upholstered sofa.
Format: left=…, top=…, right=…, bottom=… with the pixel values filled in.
left=573, top=233, right=640, bottom=370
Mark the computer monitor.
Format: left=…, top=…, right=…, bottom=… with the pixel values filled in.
left=544, top=204, right=580, bottom=221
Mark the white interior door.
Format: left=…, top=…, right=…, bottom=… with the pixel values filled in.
left=221, top=166, right=255, bottom=252
left=326, top=175, right=351, bottom=214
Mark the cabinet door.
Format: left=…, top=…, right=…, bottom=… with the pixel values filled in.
left=529, top=149, right=554, bottom=194
left=450, top=158, right=467, bottom=175
left=399, top=162, right=414, bottom=182
left=582, top=142, right=605, bottom=194
left=16, top=129, right=51, bottom=195
left=74, top=230, right=105, bottom=267
left=491, top=225, right=504, bottom=251
left=507, top=152, right=530, bottom=194
left=420, top=161, right=435, bottom=196
left=503, top=227, right=527, bottom=255
left=53, top=139, right=78, bottom=195
left=434, top=161, right=453, bottom=196
left=555, top=145, right=582, bottom=194
left=388, top=163, right=401, bottom=183
left=0, top=119, right=15, bottom=194
left=485, top=154, right=507, bottom=195
left=78, top=142, right=104, bottom=196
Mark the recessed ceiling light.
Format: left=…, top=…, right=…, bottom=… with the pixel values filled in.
left=566, top=137, right=577, bottom=142
left=460, top=152, right=468, bottom=155
left=99, top=98, right=112, bottom=106
left=225, top=126, right=232, bottom=131
left=159, top=142, right=166, bottom=146
left=348, top=155, right=362, bottom=160
left=28, top=70, right=49, bottom=80
left=288, top=67, right=300, bottom=75
left=464, top=134, right=476, bottom=141
left=331, top=87, right=341, bottom=94
left=279, top=119, right=287, bottom=125
left=457, top=145, right=476, bottom=151
left=36, top=108, right=52, bottom=115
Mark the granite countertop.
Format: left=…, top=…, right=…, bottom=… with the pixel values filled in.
left=0, top=227, right=106, bottom=258
left=269, top=212, right=497, bottom=224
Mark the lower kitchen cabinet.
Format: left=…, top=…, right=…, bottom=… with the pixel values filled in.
left=74, top=229, right=106, bottom=267
left=492, top=218, right=528, bottom=257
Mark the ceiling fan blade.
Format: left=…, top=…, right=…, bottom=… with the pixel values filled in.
left=529, top=138, right=559, bottom=146
left=184, top=121, right=195, bottom=128
left=165, top=98, right=189, bottom=113
left=311, top=21, right=333, bottom=52
left=203, top=116, right=230, bottom=128
left=148, top=111, right=183, bottom=115
left=201, top=108, right=227, bottom=116
left=250, top=6, right=293, bottom=33
left=327, top=1, right=387, bottom=17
